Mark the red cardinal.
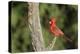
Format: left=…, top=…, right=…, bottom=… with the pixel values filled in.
left=49, top=17, right=64, bottom=37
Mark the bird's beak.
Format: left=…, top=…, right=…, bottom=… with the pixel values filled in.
left=49, top=21, right=51, bottom=24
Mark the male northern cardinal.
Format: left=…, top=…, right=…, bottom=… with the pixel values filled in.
left=49, top=17, right=72, bottom=42
left=49, top=17, right=64, bottom=37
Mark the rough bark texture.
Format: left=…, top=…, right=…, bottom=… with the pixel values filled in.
left=28, top=2, right=45, bottom=51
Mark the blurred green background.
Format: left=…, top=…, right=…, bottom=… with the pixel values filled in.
left=9, top=1, right=78, bottom=53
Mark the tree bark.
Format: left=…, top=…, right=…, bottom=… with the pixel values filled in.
left=28, top=2, right=45, bottom=51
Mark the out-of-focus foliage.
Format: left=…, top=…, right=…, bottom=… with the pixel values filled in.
left=10, top=1, right=78, bottom=53
left=10, top=2, right=33, bottom=52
